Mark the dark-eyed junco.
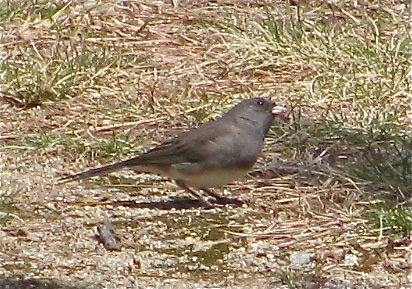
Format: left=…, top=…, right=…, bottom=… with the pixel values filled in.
left=60, top=98, right=287, bottom=207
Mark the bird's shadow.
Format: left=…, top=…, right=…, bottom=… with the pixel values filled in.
left=65, top=197, right=245, bottom=210
left=112, top=198, right=209, bottom=209
left=0, top=278, right=92, bottom=289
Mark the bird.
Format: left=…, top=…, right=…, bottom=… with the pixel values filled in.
left=59, top=97, right=287, bottom=207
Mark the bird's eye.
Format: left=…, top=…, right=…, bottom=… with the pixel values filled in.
left=257, top=100, right=264, bottom=106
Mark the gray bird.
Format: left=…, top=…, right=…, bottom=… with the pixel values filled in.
left=60, top=98, right=287, bottom=207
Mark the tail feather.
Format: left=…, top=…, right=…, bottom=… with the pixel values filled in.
left=58, top=159, right=133, bottom=184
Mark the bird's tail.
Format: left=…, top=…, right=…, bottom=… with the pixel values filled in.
left=57, top=158, right=136, bottom=184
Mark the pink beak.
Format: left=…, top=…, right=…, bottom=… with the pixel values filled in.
left=271, top=105, right=288, bottom=116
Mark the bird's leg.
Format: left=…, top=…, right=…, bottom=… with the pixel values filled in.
left=175, top=181, right=213, bottom=208
left=201, top=188, right=223, bottom=199
left=201, top=188, right=246, bottom=206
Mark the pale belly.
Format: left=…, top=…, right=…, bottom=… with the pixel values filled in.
left=169, top=165, right=249, bottom=188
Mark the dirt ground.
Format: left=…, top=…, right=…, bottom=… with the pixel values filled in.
left=0, top=0, right=411, bottom=288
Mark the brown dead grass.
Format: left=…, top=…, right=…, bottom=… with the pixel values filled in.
left=0, top=0, right=411, bottom=288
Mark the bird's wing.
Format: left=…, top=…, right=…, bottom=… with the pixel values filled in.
left=124, top=121, right=236, bottom=167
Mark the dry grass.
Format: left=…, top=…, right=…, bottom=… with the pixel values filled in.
left=0, top=0, right=411, bottom=288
